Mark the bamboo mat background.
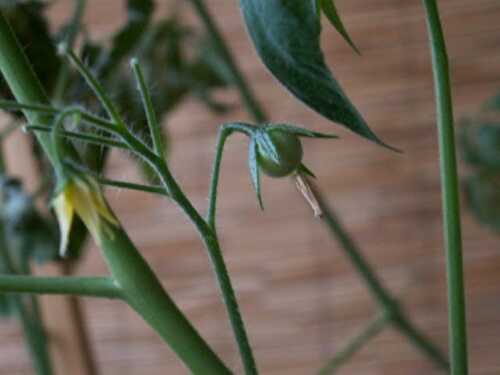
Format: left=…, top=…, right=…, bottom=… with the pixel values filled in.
left=1, top=0, right=500, bottom=374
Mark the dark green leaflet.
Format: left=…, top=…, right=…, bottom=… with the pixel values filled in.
left=240, top=0, right=393, bottom=148
left=317, top=0, right=360, bottom=54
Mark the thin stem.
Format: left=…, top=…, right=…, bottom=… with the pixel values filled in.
left=318, top=313, right=389, bottom=375
left=0, top=275, right=122, bottom=298
left=97, top=178, right=166, bottom=196
left=187, top=0, right=267, bottom=123
left=62, top=49, right=127, bottom=130
left=131, top=58, right=165, bottom=159
left=150, top=158, right=258, bottom=375
left=422, top=1, right=467, bottom=374
left=0, top=100, right=58, bottom=115
left=52, top=0, right=87, bottom=104
left=207, top=126, right=233, bottom=231
left=66, top=161, right=168, bottom=196
left=26, top=124, right=128, bottom=149
left=393, top=312, right=450, bottom=370
left=312, top=184, right=394, bottom=307
left=312, top=182, right=449, bottom=371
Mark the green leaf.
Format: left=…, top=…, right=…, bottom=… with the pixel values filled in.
left=240, top=0, right=391, bottom=148
left=248, top=138, right=263, bottom=209
left=318, top=0, right=359, bottom=54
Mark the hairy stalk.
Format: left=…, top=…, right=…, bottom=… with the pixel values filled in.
left=131, top=59, right=165, bottom=160
left=107, top=58, right=258, bottom=373
left=146, top=153, right=258, bottom=375
left=422, top=1, right=468, bottom=374
left=0, top=13, right=231, bottom=374
left=25, top=125, right=128, bottom=150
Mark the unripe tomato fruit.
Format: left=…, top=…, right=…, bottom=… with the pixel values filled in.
left=257, top=129, right=303, bottom=177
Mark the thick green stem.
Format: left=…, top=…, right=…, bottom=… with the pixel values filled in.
left=318, top=313, right=389, bottom=375
left=0, top=14, right=56, bottom=162
left=0, top=13, right=231, bottom=374
left=100, top=226, right=231, bottom=375
left=188, top=0, right=267, bottom=123
left=422, top=1, right=467, bottom=374
left=0, top=276, right=121, bottom=298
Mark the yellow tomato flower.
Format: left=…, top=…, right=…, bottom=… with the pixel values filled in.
left=53, top=176, right=118, bottom=256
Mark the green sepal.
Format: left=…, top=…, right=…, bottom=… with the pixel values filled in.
left=248, top=137, right=263, bottom=209
left=298, top=163, right=317, bottom=178
left=223, top=122, right=257, bottom=136
left=255, top=129, right=281, bottom=165
left=266, top=124, right=338, bottom=139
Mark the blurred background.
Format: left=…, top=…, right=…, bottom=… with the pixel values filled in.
left=1, top=0, right=500, bottom=374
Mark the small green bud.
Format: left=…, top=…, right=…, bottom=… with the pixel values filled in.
left=256, top=129, right=303, bottom=177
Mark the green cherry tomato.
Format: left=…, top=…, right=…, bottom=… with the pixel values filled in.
left=257, top=129, right=303, bottom=177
